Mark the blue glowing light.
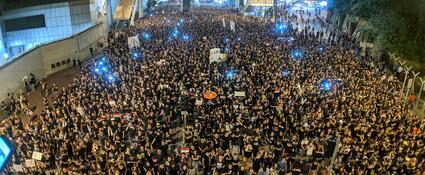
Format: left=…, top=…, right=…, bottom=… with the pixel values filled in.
left=172, top=29, right=179, bottom=37
left=95, top=68, right=100, bottom=72
left=292, top=49, right=303, bottom=59
left=275, top=23, right=287, bottom=33
left=3, top=53, right=9, bottom=59
left=180, top=19, right=184, bottom=23
left=237, top=37, right=241, bottom=41
left=319, top=1, right=328, bottom=7
left=287, top=37, right=294, bottom=42
left=98, top=61, right=104, bottom=65
left=102, top=67, right=108, bottom=72
left=224, top=38, right=230, bottom=43
left=143, top=32, right=151, bottom=40
left=0, top=136, right=13, bottom=171
left=317, top=46, right=326, bottom=53
left=182, top=34, right=191, bottom=42
left=282, top=69, right=289, bottom=77
left=278, top=25, right=284, bottom=30
left=107, top=75, right=117, bottom=83
left=131, top=49, right=142, bottom=60
left=226, top=70, right=235, bottom=79
left=320, top=79, right=333, bottom=91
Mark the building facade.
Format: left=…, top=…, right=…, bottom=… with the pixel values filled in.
left=0, top=0, right=117, bottom=66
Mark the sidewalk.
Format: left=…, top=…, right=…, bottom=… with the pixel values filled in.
left=22, top=67, right=80, bottom=123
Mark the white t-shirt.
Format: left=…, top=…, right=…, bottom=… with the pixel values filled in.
left=307, top=146, right=314, bottom=156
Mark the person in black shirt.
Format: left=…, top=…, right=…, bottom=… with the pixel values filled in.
left=253, top=151, right=263, bottom=173
left=243, top=143, right=253, bottom=160
left=2, top=7, right=423, bottom=175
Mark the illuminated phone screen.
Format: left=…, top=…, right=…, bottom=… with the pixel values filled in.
left=0, top=136, right=14, bottom=171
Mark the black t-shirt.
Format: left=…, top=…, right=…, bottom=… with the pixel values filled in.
left=222, top=139, right=229, bottom=150
left=243, top=148, right=252, bottom=158
left=204, top=157, right=212, bottom=172
left=274, top=143, right=283, bottom=158
left=158, top=167, right=167, bottom=175
left=127, top=127, right=135, bottom=137
left=224, top=155, right=232, bottom=165
left=200, top=142, right=209, bottom=153
left=253, top=141, right=260, bottom=153
left=253, top=157, right=261, bottom=171
left=216, top=159, right=224, bottom=173
left=213, top=138, right=220, bottom=148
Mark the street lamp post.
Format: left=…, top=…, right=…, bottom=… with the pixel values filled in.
left=399, top=64, right=411, bottom=100
left=404, top=71, right=419, bottom=106
left=393, top=57, right=400, bottom=67
left=411, top=71, right=420, bottom=93
left=139, top=0, right=143, bottom=18
left=389, top=52, right=395, bottom=60
left=416, top=78, right=425, bottom=109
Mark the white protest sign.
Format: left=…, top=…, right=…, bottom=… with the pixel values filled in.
left=230, top=20, right=235, bottom=31
left=156, top=59, right=167, bottom=65
left=127, top=34, right=140, bottom=49
left=220, top=54, right=227, bottom=62
left=195, top=100, right=203, bottom=106
left=234, top=91, right=246, bottom=97
left=209, top=48, right=222, bottom=63
left=12, top=164, right=24, bottom=172
left=210, top=48, right=220, bottom=55
left=222, top=18, right=226, bottom=27
left=32, top=151, right=43, bottom=161
left=25, top=159, right=35, bottom=168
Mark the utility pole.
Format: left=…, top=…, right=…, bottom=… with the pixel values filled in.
left=411, top=71, right=420, bottom=94
left=399, top=62, right=410, bottom=99
left=416, top=78, right=425, bottom=109
left=139, top=0, right=143, bottom=18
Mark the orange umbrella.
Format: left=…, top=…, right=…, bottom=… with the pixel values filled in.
left=203, top=91, right=217, bottom=100
left=412, top=127, right=421, bottom=136
left=408, top=95, right=416, bottom=103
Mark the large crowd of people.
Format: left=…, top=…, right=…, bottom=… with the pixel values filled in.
left=0, top=6, right=424, bottom=175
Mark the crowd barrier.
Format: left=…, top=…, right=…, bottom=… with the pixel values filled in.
left=386, top=52, right=425, bottom=117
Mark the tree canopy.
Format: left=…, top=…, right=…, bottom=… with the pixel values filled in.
left=333, top=0, right=425, bottom=70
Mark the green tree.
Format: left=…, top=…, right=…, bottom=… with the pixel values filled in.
left=332, top=0, right=425, bottom=71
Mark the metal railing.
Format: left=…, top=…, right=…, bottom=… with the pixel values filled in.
left=387, top=52, right=425, bottom=116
